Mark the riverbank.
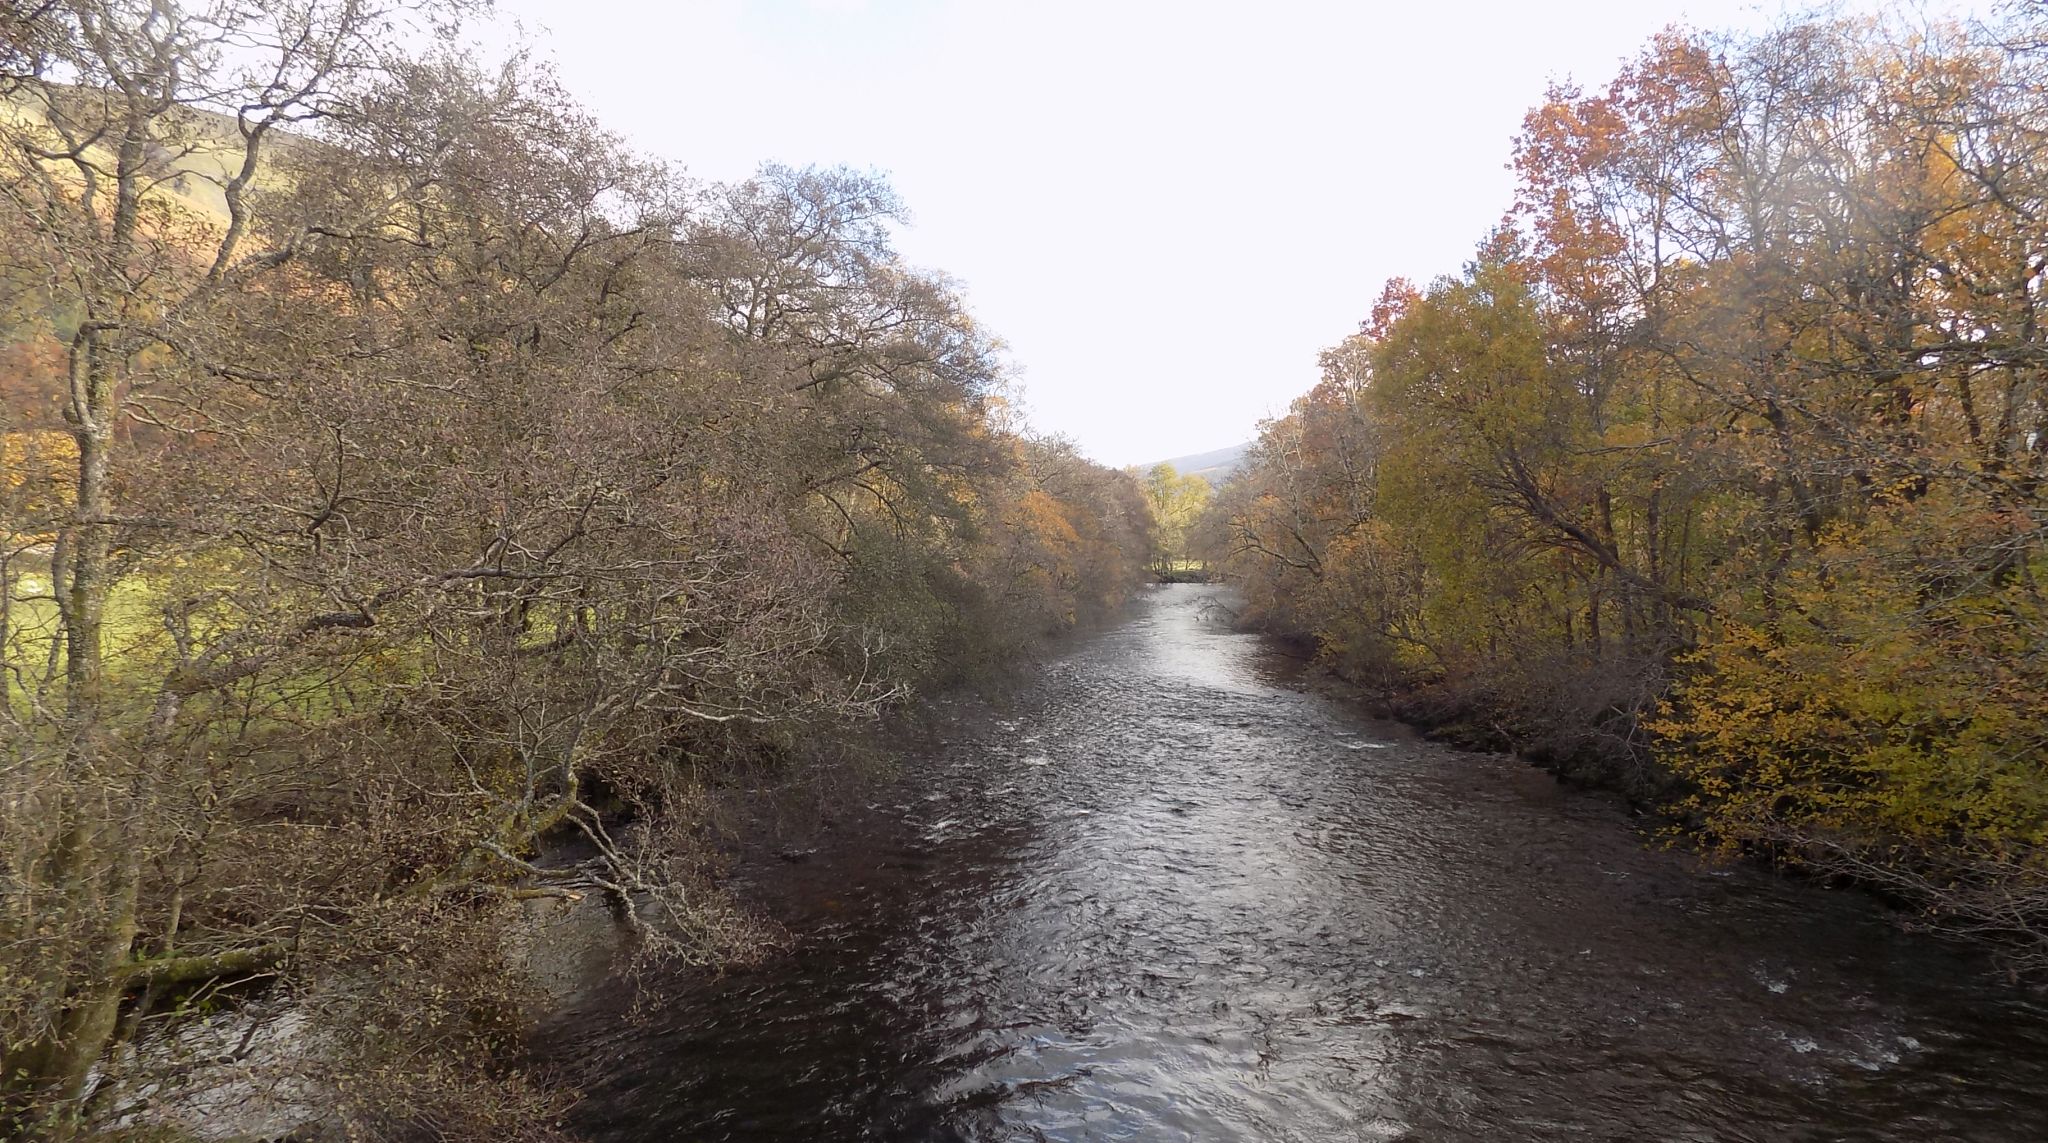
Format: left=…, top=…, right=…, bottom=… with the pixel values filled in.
left=1226, top=608, right=2048, bottom=978
left=1316, top=669, right=1662, bottom=801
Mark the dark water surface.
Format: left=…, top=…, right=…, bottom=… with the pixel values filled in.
left=557, top=584, right=2048, bottom=1141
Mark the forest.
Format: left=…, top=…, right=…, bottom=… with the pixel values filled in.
left=1215, top=10, right=2048, bottom=965
left=15, top=0, right=2048, bottom=1137
left=0, top=2, right=1155, bottom=1135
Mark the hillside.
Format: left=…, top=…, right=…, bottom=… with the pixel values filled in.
left=1140, top=441, right=1250, bottom=485
left=0, top=89, right=300, bottom=232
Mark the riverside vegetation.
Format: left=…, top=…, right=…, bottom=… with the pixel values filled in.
left=1214, top=10, right=2048, bottom=968
left=1136, top=461, right=1212, bottom=581
left=0, top=2, right=1155, bottom=1136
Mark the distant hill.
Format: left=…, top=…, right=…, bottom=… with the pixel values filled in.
left=0, top=91, right=300, bottom=231
left=1138, top=442, right=1251, bottom=486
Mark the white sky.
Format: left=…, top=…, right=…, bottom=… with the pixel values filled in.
left=486, top=0, right=1988, bottom=467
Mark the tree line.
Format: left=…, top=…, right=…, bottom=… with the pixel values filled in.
left=1215, top=10, right=2048, bottom=964
left=0, top=2, right=1153, bottom=1136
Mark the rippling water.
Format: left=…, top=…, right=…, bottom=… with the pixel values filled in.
left=556, top=584, right=2048, bottom=1141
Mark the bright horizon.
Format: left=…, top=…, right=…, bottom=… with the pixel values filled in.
left=486, top=0, right=1989, bottom=467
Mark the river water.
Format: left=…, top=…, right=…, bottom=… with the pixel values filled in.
left=556, top=584, right=2048, bottom=1141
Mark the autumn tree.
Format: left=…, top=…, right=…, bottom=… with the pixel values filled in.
left=1220, top=9, right=2048, bottom=954
left=0, top=4, right=1153, bottom=1136
left=1139, top=462, right=1210, bottom=577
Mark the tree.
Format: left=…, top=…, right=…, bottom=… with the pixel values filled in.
left=1139, top=462, right=1210, bottom=577
left=1218, top=9, right=2048, bottom=958
left=0, top=6, right=1154, bottom=1135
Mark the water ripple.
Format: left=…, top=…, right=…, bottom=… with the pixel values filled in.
left=557, top=585, right=2048, bottom=1142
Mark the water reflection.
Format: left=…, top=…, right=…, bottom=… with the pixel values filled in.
left=556, top=585, right=2048, bottom=1142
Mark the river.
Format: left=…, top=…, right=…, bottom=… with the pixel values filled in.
left=553, top=584, right=2048, bottom=1141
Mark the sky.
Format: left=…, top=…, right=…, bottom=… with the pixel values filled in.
left=484, top=0, right=1985, bottom=467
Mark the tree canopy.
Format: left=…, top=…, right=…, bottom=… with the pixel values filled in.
left=0, top=3, right=1151, bottom=1135
left=1214, top=9, right=2048, bottom=965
